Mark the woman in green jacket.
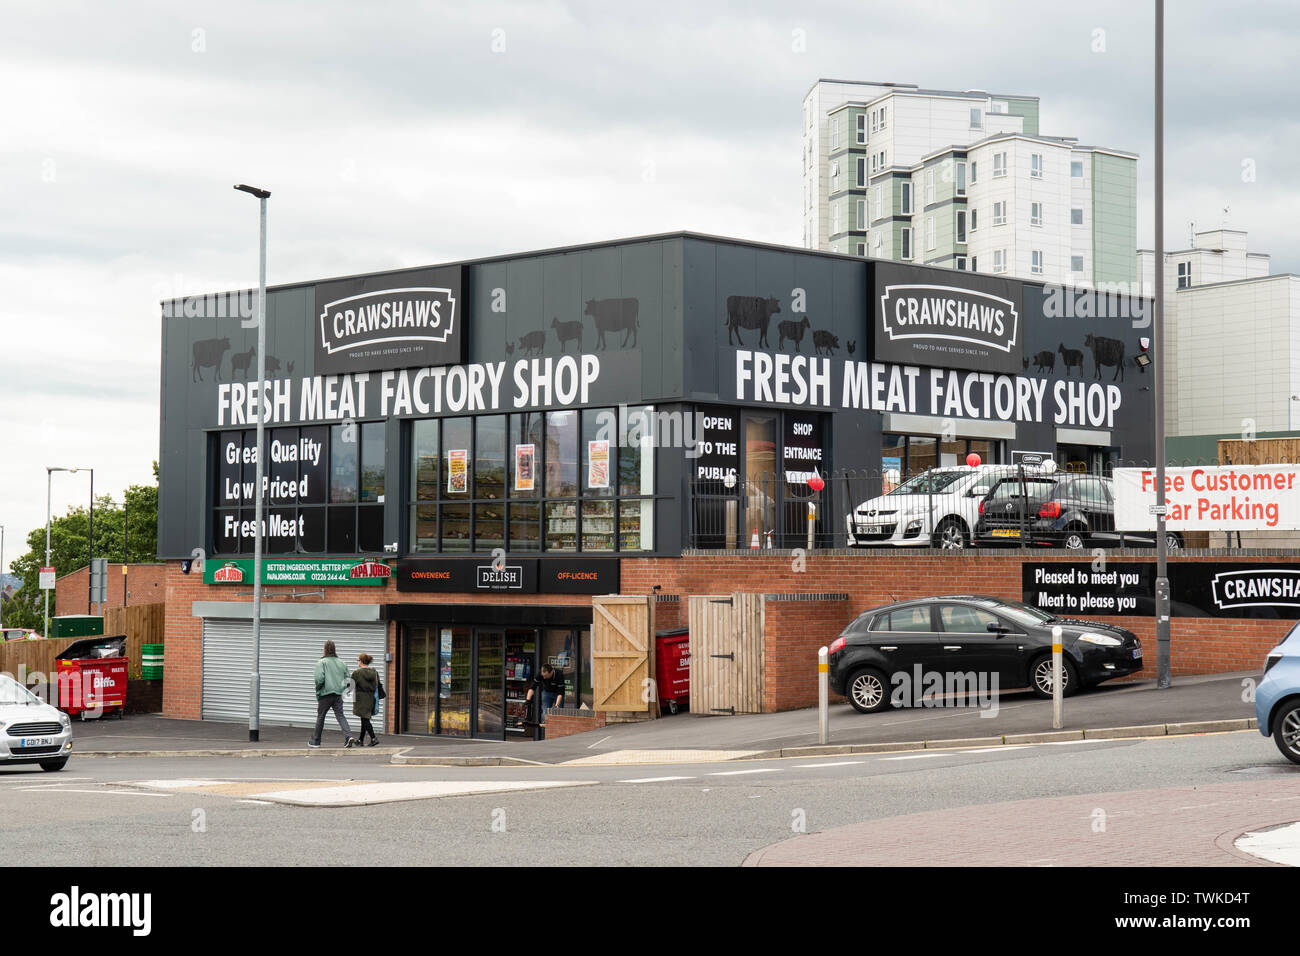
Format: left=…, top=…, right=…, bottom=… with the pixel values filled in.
left=351, top=653, right=381, bottom=747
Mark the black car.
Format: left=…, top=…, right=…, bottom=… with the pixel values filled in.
left=973, top=473, right=1183, bottom=550
left=827, top=595, right=1143, bottom=713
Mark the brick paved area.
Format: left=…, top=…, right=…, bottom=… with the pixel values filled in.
left=744, top=778, right=1300, bottom=866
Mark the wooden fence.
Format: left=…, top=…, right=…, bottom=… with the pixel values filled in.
left=0, top=602, right=164, bottom=683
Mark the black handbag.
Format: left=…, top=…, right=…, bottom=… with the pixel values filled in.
left=375, top=676, right=386, bottom=701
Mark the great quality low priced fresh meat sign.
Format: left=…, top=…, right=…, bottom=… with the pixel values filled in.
left=1114, top=465, right=1300, bottom=531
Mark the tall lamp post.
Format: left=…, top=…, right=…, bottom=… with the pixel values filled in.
left=44, top=466, right=92, bottom=640
left=235, top=183, right=271, bottom=742
left=1, top=524, right=6, bottom=629
left=1153, top=0, right=1171, bottom=689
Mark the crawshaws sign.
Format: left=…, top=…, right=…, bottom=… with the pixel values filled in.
left=314, top=266, right=465, bottom=374
left=873, top=264, right=1022, bottom=375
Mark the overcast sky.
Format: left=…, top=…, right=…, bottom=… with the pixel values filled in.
left=2, top=0, right=1297, bottom=571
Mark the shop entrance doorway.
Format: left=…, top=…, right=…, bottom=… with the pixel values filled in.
left=401, top=622, right=591, bottom=739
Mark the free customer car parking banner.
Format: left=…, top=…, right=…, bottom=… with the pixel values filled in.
left=1113, top=465, right=1300, bottom=531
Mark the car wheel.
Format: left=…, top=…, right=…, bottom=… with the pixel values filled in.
left=846, top=667, right=890, bottom=714
left=1272, top=700, right=1300, bottom=765
left=1165, top=532, right=1183, bottom=551
left=39, top=758, right=69, bottom=772
left=1062, top=526, right=1087, bottom=550
left=1030, top=655, right=1079, bottom=699
left=932, top=518, right=968, bottom=550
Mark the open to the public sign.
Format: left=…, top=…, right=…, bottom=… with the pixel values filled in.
left=213, top=563, right=244, bottom=583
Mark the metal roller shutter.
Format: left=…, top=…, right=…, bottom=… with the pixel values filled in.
left=202, top=619, right=389, bottom=731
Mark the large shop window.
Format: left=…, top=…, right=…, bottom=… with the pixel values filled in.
left=882, top=434, right=1002, bottom=486
left=211, top=422, right=386, bottom=555
left=407, top=408, right=654, bottom=554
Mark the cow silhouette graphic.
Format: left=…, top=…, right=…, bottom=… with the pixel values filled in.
left=1085, top=334, right=1125, bottom=382
left=192, top=337, right=230, bottom=382
left=725, top=295, right=781, bottom=347
left=584, top=298, right=639, bottom=349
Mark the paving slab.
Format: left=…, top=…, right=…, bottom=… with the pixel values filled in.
left=744, top=777, right=1300, bottom=867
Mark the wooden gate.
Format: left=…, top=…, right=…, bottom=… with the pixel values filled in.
left=592, top=595, right=653, bottom=713
left=688, top=593, right=764, bottom=716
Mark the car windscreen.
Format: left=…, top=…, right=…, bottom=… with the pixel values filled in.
left=987, top=478, right=1055, bottom=501
left=986, top=600, right=1056, bottom=626
left=0, top=674, right=39, bottom=705
left=888, top=471, right=967, bottom=496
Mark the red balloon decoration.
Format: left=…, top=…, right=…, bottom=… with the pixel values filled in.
left=808, top=472, right=825, bottom=492
left=966, top=453, right=982, bottom=467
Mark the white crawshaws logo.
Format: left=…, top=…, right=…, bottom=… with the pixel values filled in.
left=319, top=287, right=457, bottom=355
left=880, top=284, right=1019, bottom=353
left=1211, top=569, right=1300, bottom=609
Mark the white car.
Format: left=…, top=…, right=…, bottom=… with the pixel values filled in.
left=0, top=675, right=72, bottom=771
left=846, top=464, right=1045, bottom=549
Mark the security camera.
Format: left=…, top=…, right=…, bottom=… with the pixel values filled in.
left=383, top=542, right=398, bottom=553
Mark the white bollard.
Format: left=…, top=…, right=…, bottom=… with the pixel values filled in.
left=818, top=646, right=829, bottom=745
left=1051, top=625, right=1063, bottom=730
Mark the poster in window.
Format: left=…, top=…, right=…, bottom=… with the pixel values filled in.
left=439, top=628, right=453, bottom=699
left=447, top=449, right=468, bottom=494
left=587, top=440, right=610, bottom=489
left=514, top=443, right=536, bottom=492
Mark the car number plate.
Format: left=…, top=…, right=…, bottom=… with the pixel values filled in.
left=991, top=529, right=1020, bottom=538
left=1132, top=648, right=1143, bottom=659
left=18, top=738, right=53, bottom=748
left=859, top=524, right=881, bottom=534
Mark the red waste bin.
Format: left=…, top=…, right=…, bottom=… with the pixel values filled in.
left=56, top=636, right=128, bottom=719
left=655, top=628, right=690, bottom=714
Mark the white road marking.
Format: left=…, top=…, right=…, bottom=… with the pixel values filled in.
left=795, top=761, right=866, bottom=768
left=940, top=746, right=1028, bottom=755
left=1235, top=822, right=1300, bottom=867
left=18, top=787, right=173, bottom=797
left=878, top=754, right=939, bottom=761
left=253, top=779, right=598, bottom=807
left=586, top=735, right=613, bottom=749
left=618, top=775, right=695, bottom=783
left=238, top=799, right=273, bottom=805
left=706, top=768, right=781, bottom=776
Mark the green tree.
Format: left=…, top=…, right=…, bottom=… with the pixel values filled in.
left=5, top=464, right=158, bottom=632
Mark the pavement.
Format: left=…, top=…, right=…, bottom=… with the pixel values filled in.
left=744, top=774, right=1300, bottom=867
left=68, top=670, right=1262, bottom=765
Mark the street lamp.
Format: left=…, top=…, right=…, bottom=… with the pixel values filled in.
left=1153, top=0, right=1171, bottom=689
left=235, top=182, right=271, bottom=742
left=45, top=467, right=93, bottom=640
left=1, top=523, right=6, bottom=629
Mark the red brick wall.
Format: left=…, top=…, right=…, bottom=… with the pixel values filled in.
left=624, top=552, right=1295, bottom=712
left=55, top=564, right=167, bottom=616
left=161, top=564, right=597, bottom=720
left=543, top=711, right=607, bottom=739
left=163, top=552, right=1296, bottom=721
left=763, top=600, right=855, bottom=711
